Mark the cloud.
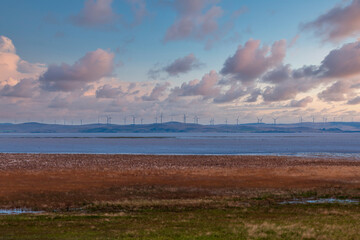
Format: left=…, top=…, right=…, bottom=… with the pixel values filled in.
left=96, top=84, right=122, bottom=98
left=261, top=68, right=318, bottom=102
left=127, top=0, right=148, bottom=27
left=258, top=39, right=360, bottom=103
left=170, top=70, right=220, bottom=99
left=149, top=53, right=203, bottom=79
left=0, top=36, right=20, bottom=83
left=142, top=82, right=170, bottom=101
left=319, top=40, right=360, bottom=78
left=213, top=84, right=246, bottom=103
left=70, top=0, right=148, bottom=29
left=220, top=39, right=286, bottom=84
left=164, top=0, right=222, bottom=42
left=348, top=96, right=360, bottom=105
left=0, top=36, right=16, bottom=53
left=39, top=49, right=114, bottom=92
left=302, top=0, right=360, bottom=42
left=163, top=0, right=245, bottom=48
left=48, top=96, right=71, bottom=109
left=0, top=36, right=45, bottom=85
left=164, top=53, right=203, bottom=76
left=245, top=88, right=261, bottom=102
left=262, top=64, right=291, bottom=84
left=288, top=96, right=313, bottom=108
left=71, top=0, right=119, bottom=28
left=0, top=78, right=37, bottom=98
left=318, top=81, right=353, bottom=102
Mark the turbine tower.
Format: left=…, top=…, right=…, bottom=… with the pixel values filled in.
left=272, top=117, right=278, bottom=125
left=257, top=117, right=263, bottom=124
left=106, top=115, right=111, bottom=125
left=323, top=116, right=327, bottom=123
left=236, top=116, right=239, bottom=126
left=194, top=115, right=199, bottom=124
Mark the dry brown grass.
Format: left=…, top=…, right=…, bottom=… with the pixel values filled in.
left=0, top=153, right=359, bottom=210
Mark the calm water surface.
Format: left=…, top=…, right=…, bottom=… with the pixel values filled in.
left=0, top=132, right=360, bottom=157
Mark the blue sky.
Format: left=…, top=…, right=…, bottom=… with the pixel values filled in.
left=0, top=0, right=359, bottom=123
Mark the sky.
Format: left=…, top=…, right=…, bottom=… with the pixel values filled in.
left=0, top=0, right=360, bottom=124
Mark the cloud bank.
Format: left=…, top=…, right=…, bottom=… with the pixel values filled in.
left=303, top=0, right=360, bottom=42
left=39, top=49, right=114, bottom=92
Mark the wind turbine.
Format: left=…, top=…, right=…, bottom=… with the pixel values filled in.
left=225, top=118, right=228, bottom=125
left=272, top=117, right=278, bottom=125
left=311, top=115, right=315, bottom=124
left=323, top=116, right=327, bottom=123
left=132, top=115, right=136, bottom=125
left=257, top=117, right=263, bottom=124
left=193, top=115, right=199, bottom=124
left=236, top=116, right=240, bottom=126
left=160, top=113, right=163, bottom=124
left=209, top=118, right=215, bottom=125
left=106, top=115, right=111, bottom=125
left=123, top=116, right=127, bottom=125
left=141, top=118, right=143, bottom=125
left=299, top=116, right=303, bottom=124
left=183, top=114, right=188, bottom=124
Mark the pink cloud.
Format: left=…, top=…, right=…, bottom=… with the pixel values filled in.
left=163, top=0, right=244, bottom=47
left=0, top=36, right=45, bottom=85
left=213, top=84, right=246, bottom=103
left=0, top=78, right=37, bottom=98
left=170, top=70, right=220, bottom=99
left=318, top=81, right=354, bottom=102
left=288, top=96, right=313, bottom=108
left=348, top=96, right=360, bottom=105
left=39, top=49, right=114, bottom=92
left=96, top=84, right=123, bottom=98
left=71, top=0, right=147, bottom=29
left=303, top=0, right=360, bottom=42
left=149, top=53, right=203, bottom=79
left=71, top=0, right=119, bottom=28
left=220, top=39, right=286, bottom=84
left=320, top=40, right=360, bottom=78
left=142, top=82, right=170, bottom=101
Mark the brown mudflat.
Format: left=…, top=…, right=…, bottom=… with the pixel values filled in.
left=0, top=153, right=359, bottom=209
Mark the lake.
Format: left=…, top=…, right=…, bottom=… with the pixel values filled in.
left=1, top=132, right=360, bottom=157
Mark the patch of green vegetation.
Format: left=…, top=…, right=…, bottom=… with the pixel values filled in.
left=1, top=204, right=360, bottom=240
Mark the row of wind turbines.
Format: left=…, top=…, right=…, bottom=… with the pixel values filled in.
left=92, top=114, right=352, bottom=126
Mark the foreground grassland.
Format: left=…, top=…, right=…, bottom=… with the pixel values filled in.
left=1, top=203, right=360, bottom=240
left=0, top=154, right=359, bottom=239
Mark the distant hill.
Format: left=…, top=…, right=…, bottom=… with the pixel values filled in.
left=0, top=121, right=359, bottom=133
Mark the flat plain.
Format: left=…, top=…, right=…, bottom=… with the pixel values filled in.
left=0, top=153, right=360, bottom=239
